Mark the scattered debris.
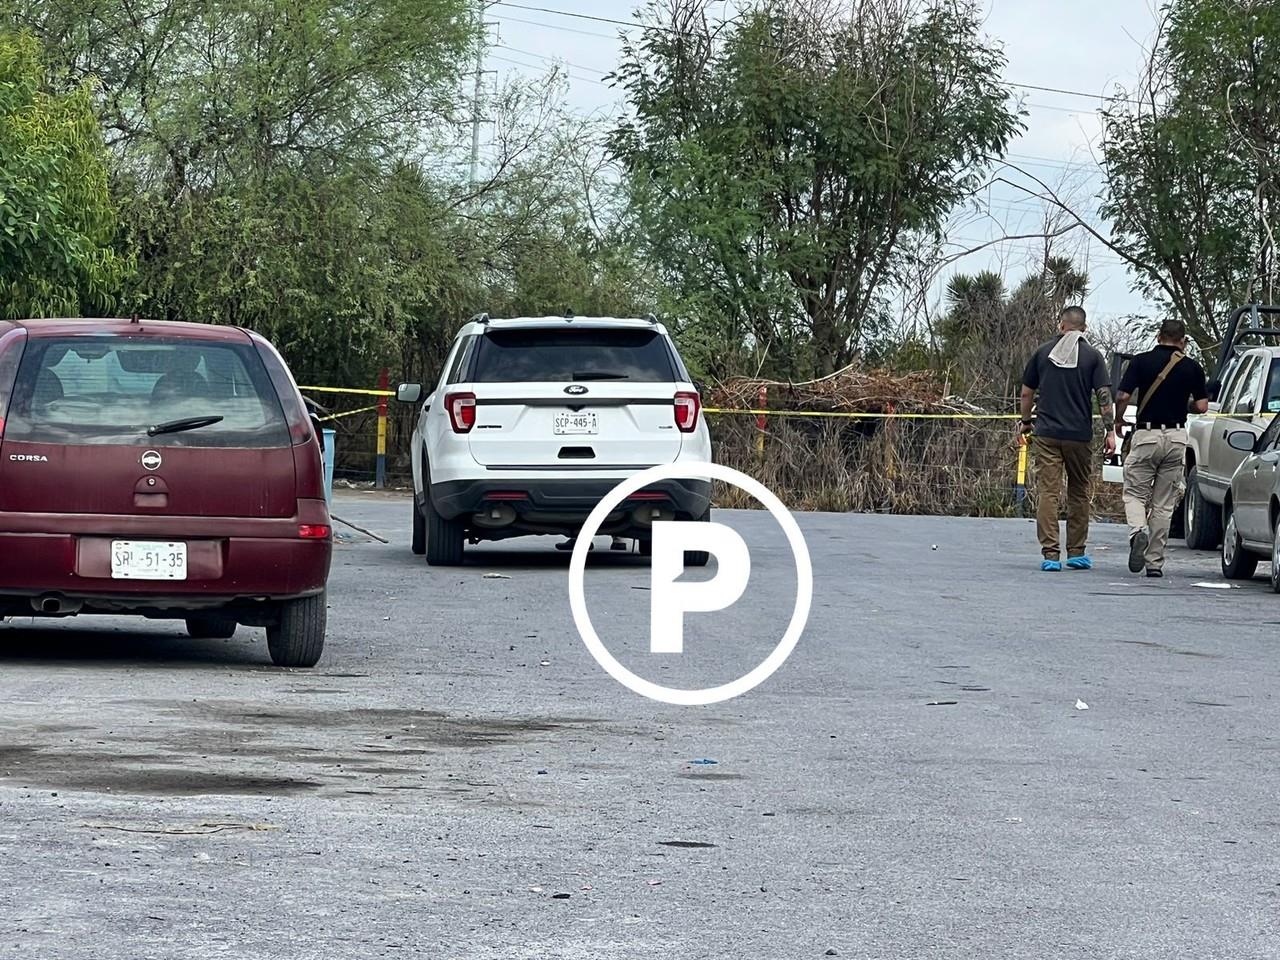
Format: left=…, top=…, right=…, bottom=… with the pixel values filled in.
left=931, top=544, right=938, bottom=551
left=329, top=514, right=389, bottom=543
left=483, top=572, right=512, bottom=580
left=1192, top=581, right=1237, bottom=589
left=689, top=758, right=718, bottom=765
left=926, top=700, right=958, bottom=706
left=552, top=892, right=571, bottom=899
left=646, top=879, right=663, bottom=886
left=1075, top=699, right=1089, bottom=710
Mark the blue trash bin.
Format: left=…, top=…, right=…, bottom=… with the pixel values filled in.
left=322, top=429, right=336, bottom=504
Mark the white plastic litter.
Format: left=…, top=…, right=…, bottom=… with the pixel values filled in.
left=1192, top=581, right=1236, bottom=589
left=1075, top=699, right=1089, bottom=710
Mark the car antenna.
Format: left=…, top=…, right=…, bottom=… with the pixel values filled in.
left=644, top=313, right=658, bottom=325
left=565, top=309, right=574, bottom=321
left=130, top=313, right=140, bottom=324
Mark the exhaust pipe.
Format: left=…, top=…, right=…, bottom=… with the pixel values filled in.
left=631, top=506, right=676, bottom=528
left=31, top=595, right=83, bottom=616
left=472, top=503, right=518, bottom=529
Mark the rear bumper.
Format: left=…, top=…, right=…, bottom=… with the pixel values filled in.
left=0, top=511, right=332, bottom=608
left=429, top=476, right=712, bottom=526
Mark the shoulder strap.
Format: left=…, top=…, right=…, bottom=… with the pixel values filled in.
left=1135, top=351, right=1185, bottom=418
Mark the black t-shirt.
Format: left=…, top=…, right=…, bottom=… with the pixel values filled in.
left=1118, top=346, right=1207, bottom=427
left=1021, top=337, right=1107, bottom=442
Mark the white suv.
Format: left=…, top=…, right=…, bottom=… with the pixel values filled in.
left=397, top=315, right=713, bottom=565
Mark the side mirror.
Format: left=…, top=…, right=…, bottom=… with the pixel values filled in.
left=396, top=382, right=424, bottom=404
left=1227, top=430, right=1258, bottom=452
left=1207, top=379, right=1221, bottom=402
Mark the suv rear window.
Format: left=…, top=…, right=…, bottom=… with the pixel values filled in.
left=471, top=328, right=677, bottom=383
left=4, top=337, right=291, bottom=447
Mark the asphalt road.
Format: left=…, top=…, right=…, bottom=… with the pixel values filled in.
left=1, top=493, right=1278, bottom=959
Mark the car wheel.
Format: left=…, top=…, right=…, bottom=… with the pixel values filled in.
left=1220, top=503, right=1258, bottom=580
left=185, top=615, right=237, bottom=640
left=267, top=592, right=326, bottom=668
left=1270, top=513, right=1280, bottom=594
left=638, top=538, right=652, bottom=557
left=685, top=507, right=712, bottom=567
left=411, top=496, right=426, bottom=556
left=1184, top=467, right=1222, bottom=549
left=424, top=492, right=465, bottom=566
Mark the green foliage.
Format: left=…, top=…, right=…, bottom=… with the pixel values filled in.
left=1100, top=0, right=1280, bottom=354
left=611, top=0, right=1021, bottom=379
left=940, top=257, right=1089, bottom=395
left=0, top=31, right=126, bottom=318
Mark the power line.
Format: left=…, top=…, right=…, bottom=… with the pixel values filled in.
left=495, top=43, right=610, bottom=78
left=492, top=11, right=618, bottom=40
left=491, top=1, right=1143, bottom=107
left=488, top=54, right=612, bottom=88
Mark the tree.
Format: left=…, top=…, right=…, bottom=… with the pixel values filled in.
left=3, top=0, right=476, bottom=383
left=610, top=0, right=1022, bottom=379
left=939, top=256, right=1090, bottom=397
left=0, top=31, right=126, bottom=318
left=1099, top=0, right=1280, bottom=356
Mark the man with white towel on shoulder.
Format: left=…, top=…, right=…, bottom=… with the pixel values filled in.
left=1017, top=305, right=1116, bottom=572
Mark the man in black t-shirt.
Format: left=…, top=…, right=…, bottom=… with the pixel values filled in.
left=1115, top=318, right=1209, bottom=577
left=1019, top=305, right=1116, bottom=571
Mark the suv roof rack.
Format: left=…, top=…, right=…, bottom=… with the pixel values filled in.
left=1216, top=303, right=1280, bottom=373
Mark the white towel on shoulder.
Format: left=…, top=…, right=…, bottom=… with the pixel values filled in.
left=1048, top=330, right=1084, bottom=368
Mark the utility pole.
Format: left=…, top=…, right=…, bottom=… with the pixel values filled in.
left=469, top=0, right=487, bottom=185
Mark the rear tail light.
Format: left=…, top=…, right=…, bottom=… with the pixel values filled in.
left=298, top=524, right=331, bottom=539
left=628, top=491, right=668, bottom=501
left=485, top=491, right=529, bottom=501
left=446, top=392, right=477, bottom=433
left=674, top=391, right=700, bottom=433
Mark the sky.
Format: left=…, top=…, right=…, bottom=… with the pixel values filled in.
left=480, top=0, right=1163, bottom=331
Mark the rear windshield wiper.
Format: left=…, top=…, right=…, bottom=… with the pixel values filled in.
left=147, top=415, right=225, bottom=437
left=571, top=371, right=630, bottom=381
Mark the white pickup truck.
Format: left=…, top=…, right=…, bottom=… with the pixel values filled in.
left=1107, top=305, right=1280, bottom=550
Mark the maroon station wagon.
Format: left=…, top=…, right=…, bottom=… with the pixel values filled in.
left=0, top=318, right=332, bottom=667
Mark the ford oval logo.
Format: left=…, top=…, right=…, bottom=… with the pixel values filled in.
left=564, top=384, right=589, bottom=396
left=141, top=450, right=163, bottom=471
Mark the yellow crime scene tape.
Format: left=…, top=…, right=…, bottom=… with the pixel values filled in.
left=300, top=385, right=396, bottom=398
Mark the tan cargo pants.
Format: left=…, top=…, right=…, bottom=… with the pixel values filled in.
left=1033, top=437, right=1095, bottom=560
left=1122, top=427, right=1187, bottom=572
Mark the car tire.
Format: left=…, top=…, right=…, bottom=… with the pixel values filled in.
left=1221, top=503, right=1258, bottom=581
left=1270, top=513, right=1280, bottom=594
left=685, top=508, right=712, bottom=567
left=267, top=592, right=326, bottom=667
left=411, top=496, right=426, bottom=556
left=424, top=493, right=465, bottom=566
left=1184, top=467, right=1222, bottom=549
left=185, top=615, right=237, bottom=640
left=638, top=538, right=652, bottom=557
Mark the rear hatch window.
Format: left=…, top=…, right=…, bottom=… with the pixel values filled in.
left=471, top=328, right=678, bottom=383
left=3, top=337, right=290, bottom=448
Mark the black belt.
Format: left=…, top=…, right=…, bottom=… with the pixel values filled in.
left=1135, top=422, right=1183, bottom=430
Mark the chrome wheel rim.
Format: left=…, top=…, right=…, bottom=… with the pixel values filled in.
left=1273, top=521, right=1279, bottom=576
left=1225, top=514, right=1237, bottom=565
left=1188, top=488, right=1197, bottom=530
